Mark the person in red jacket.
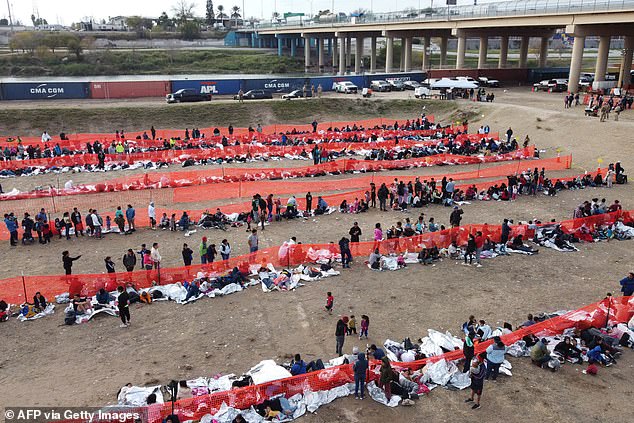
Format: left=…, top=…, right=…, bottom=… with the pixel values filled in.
left=474, top=231, right=484, bottom=267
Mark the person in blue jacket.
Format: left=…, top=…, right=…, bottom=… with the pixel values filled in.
left=353, top=352, right=368, bottom=399
left=4, top=213, right=18, bottom=246
left=619, top=272, right=634, bottom=296
left=290, top=354, right=307, bottom=376
left=485, top=336, right=507, bottom=380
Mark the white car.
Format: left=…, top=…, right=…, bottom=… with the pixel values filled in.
left=334, top=81, right=358, bottom=94
left=456, top=76, right=480, bottom=87
left=370, top=80, right=391, bottom=92
left=414, top=87, right=432, bottom=98
left=477, top=77, right=500, bottom=88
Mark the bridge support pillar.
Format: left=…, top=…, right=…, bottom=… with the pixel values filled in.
left=595, top=35, right=611, bottom=82
left=355, top=36, right=364, bottom=74
left=346, top=35, right=352, bottom=73
left=304, top=36, right=311, bottom=72
left=404, top=37, right=412, bottom=72
left=568, top=35, right=585, bottom=93
left=386, top=35, right=394, bottom=73
left=290, top=38, right=296, bottom=57
left=478, top=35, right=488, bottom=68
left=618, top=36, right=633, bottom=88
left=498, top=35, right=508, bottom=68
left=456, top=35, right=466, bottom=69
left=519, top=36, right=529, bottom=68
left=339, top=36, right=346, bottom=75
left=333, top=38, right=338, bottom=69
left=277, top=37, right=283, bottom=56
left=370, top=37, right=377, bottom=73
left=327, top=38, right=332, bottom=56
left=422, top=37, right=430, bottom=70
left=318, top=38, right=325, bottom=73
left=538, top=37, right=548, bottom=67
left=400, top=38, right=406, bottom=71
left=440, top=37, right=448, bottom=68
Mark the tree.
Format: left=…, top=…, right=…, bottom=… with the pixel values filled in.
left=126, top=16, right=154, bottom=35
left=31, top=14, right=48, bottom=26
left=217, top=5, right=228, bottom=19
left=157, top=12, right=174, bottom=30
left=173, top=0, right=196, bottom=23
left=0, top=18, right=9, bottom=26
left=43, top=33, right=65, bottom=53
left=9, top=32, right=40, bottom=53
left=180, top=21, right=200, bottom=40
left=230, top=6, right=241, bottom=26
left=65, top=34, right=83, bottom=60
left=206, top=0, right=216, bottom=25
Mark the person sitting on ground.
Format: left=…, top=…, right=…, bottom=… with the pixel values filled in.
left=315, top=196, right=328, bottom=214
left=184, top=280, right=200, bottom=301
left=530, top=338, right=552, bottom=368
left=368, top=344, right=386, bottom=360
left=158, top=213, right=170, bottom=230
left=518, top=314, right=535, bottom=328
left=418, top=248, right=433, bottom=265
left=290, top=354, right=307, bottom=376
left=339, top=199, right=348, bottom=213
left=96, top=288, right=112, bottom=305
left=368, top=249, right=382, bottom=270
left=447, top=241, right=461, bottom=259
left=179, top=212, right=190, bottom=231
left=72, top=294, right=91, bottom=315
left=509, top=234, right=538, bottom=253
left=33, top=292, right=47, bottom=312
left=554, top=336, right=582, bottom=363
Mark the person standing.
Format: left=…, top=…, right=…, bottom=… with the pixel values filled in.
left=485, top=336, right=506, bottom=381
left=117, top=285, right=131, bottom=328
left=449, top=205, right=463, bottom=228
left=353, top=352, right=368, bottom=400
left=506, top=127, right=513, bottom=143
left=339, top=236, right=352, bottom=269
left=122, top=249, right=137, bottom=272
left=335, top=317, right=347, bottom=356
left=462, top=330, right=476, bottom=373
left=148, top=202, right=156, bottom=230
left=91, top=209, right=103, bottom=239
left=199, top=237, right=208, bottom=264
left=150, top=242, right=161, bottom=269
left=71, top=208, right=84, bottom=237
left=500, top=219, right=511, bottom=254
left=105, top=256, right=116, bottom=273
left=349, top=222, right=362, bottom=243
left=248, top=229, right=259, bottom=253
left=377, top=183, right=389, bottom=211
left=62, top=251, right=81, bottom=275
left=126, top=204, right=136, bottom=232
left=474, top=231, right=484, bottom=268
left=220, top=239, right=231, bottom=260
left=306, top=192, right=313, bottom=213
left=372, top=223, right=383, bottom=251
left=619, top=272, right=634, bottom=296
left=466, top=359, right=485, bottom=409
left=182, top=243, right=193, bottom=267
left=150, top=126, right=156, bottom=140
left=370, top=183, right=376, bottom=208
left=4, top=213, right=18, bottom=246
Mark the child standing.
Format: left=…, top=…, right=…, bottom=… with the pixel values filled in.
left=359, top=315, right=369, bottom=339
left=466, top=358, right=485, bottom=410
left=347, top=315, right=357, bottom=335
left=325, top=292, right=334, bottom=314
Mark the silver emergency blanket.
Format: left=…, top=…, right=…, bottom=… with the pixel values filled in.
left=17, top=303, right=55, bottom=322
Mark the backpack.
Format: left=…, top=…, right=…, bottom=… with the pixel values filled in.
left=151, top=290, right=163, bottom=299
left=64, top=310, right=76, bottom=325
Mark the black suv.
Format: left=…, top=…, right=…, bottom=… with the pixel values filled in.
left=166, top=89, right=212, bottom=103
left=234, top=89, right=273, bottom=100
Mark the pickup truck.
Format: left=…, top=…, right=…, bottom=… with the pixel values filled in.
left=166, top=89, right=212, bottom=103
left=334, top=81, right=358, bottom=94
left=477, top=77, right=500, bottom=88
left=370, top=80, right=391, bottom=92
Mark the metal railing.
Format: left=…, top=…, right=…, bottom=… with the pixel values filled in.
left=250, top=0, right=634, bottom=30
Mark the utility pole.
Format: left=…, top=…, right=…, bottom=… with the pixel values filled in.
left=6, top=0, right=14, bottom=32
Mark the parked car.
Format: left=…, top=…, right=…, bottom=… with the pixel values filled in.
left=370, top=80, right=391, bottom=92
left=233, top=89, right=273, bottom=100
left=334, top=81, right=358, bottom=94
left=579, top=76, right=593, bottom=88
left=388, top=80, right=405, bottom=91
left=533, top=79, right=567, bottom=92
left=414, top=86, right=432, bottom=98
left=166, top=89, right=212, bottom=103
left=403, top=81, right=422, bottom=90
left=456, top=76, right=480, bottom=87
left=281, top=89, right=311, bottom=100
left=477, top=77, right=500, bottom=88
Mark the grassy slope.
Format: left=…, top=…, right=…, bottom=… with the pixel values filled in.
left=0, top=50, right=304, bottom=77
left=1, top=99, right=460, bottom=135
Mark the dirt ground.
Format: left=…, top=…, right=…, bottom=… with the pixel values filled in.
left=0, top=89, right=633, bottom=423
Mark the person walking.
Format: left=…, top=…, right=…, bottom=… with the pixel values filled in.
left=182, top=243, right=193, bottom=267
left=62, top=251, right=81, bottom=275
left=220, top=239, right=231, bottom=261
left=122, top=249, right=137, bottom=272
left=306, top=192, right=313, bottom=213
left=335, top=317, right=347, bottom=356
left=619, top=272, right=634, bottom=296
left=148, top=201, right=156, bottom=230
left=349, top=222, right=362, bottom=243
left=105, top=256, right=116, bottom=273
left=450, top=205, right=463, bottom=228
left=126, top=204, right=136, bottom=232
left=353, top=352, right=368, bottom=400
left=117, top=285, right=131, bottom=328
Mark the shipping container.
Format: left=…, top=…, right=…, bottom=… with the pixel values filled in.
left=170, top=79, right=242, bottom=96
left=241, top=77, right=310, bottom=93
left=90, top=80, right=171, bottom=99
left=0, top=82, right=89, bottom=100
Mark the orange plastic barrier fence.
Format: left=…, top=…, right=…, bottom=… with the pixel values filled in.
left=0, top=146, right=536, bottom=202
left=53, top=295, right=634, bottom=423
left=1, top=209, right=630, bottom=305
left=0, top=118, right=443, bottom=149
left=0, top=128, right=478, bottom=172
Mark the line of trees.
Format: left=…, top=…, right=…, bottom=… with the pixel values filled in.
left=9, top=32, right=89, bottom=60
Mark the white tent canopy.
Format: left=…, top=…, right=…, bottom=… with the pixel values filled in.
left=430, top=79, right=478, bottom=89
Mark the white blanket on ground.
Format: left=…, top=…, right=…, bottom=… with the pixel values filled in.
left=18, top=304, right=55, bottom=322
left=64, top=304, right=118, bottom=324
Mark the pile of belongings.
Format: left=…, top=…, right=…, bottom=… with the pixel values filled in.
left=257, top=264, right=339, bottom=293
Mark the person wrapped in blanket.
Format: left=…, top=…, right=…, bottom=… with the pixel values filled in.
left=255, top=397, right=298, bottom=420
left=259, top=266, right=291, bottom=291
left=553, top=336, right=583, bottom=364
left=198, top=267, right=248, bottom=294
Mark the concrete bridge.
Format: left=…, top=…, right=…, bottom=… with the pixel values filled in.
left=236, top=0, right=634, bottom=91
